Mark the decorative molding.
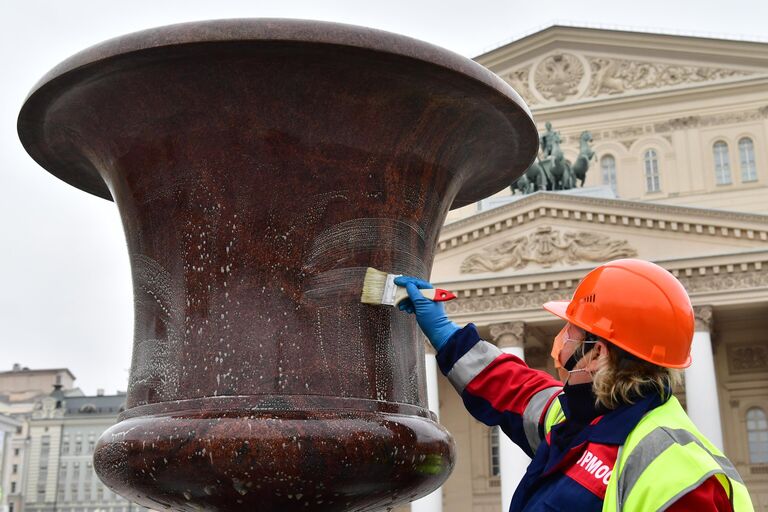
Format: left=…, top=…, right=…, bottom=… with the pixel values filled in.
left=727, top=343, right=768, bottom=375
left=460, top=226, right=636, bottom=273
left=446, top=289, right=572, bottom=315
left=488, top=321, right=526, bottom=349
left=439, top=192, right=768, bottom=252
left=617, top=139, right=636, bottom=150
left=693, top=305, right=713, bottom=332
left=443, top=262, right=768, bottom=315
left=585, top=57, right=755, bottom=98
left=674, top=264, right=768, bottom=294
left=654, top=107, right=768, bottom=132
left=504, top=65, right=538, bottom=105
left=534, top=53, right=584, bottom=102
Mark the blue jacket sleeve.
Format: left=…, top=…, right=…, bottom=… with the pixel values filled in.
left=436, top=324, right=563, bottom=457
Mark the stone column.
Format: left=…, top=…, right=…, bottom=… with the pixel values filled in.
left=684, top=306, right=724, bottom=451
left=489, top=321, right=529, bottom=512
left=412, top=343, right=443, bottom=512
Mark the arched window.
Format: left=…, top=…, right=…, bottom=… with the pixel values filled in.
left=644, top=149, right=660, bottom=193
left=747, top=407, right=768, bottom=464
left=739, top=137, right=757, bottom=182
left=713, top=141, right=732, bottom=185
left=601, top=155, right=617, bottom=193
left=490, top=427, right=500, bottom=476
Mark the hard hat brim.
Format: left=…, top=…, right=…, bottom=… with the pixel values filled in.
left=542, top=300, right=569, bottom=320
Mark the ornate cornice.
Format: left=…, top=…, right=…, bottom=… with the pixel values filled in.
left=443, top=260, right=768, bottom=315
left=536, top=105, right=768, bottom=153
left=460, top=226, right=636, bottom=273
left=439, top=192, right=768, bottom=252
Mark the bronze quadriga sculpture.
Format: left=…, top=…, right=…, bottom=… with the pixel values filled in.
left=18, top=19, right=536, bottom=512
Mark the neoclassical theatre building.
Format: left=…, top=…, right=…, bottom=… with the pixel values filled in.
left=408, top=25, right=768, bottom=512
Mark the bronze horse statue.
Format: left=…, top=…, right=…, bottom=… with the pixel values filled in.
left=511, top=127, right=595, bottom=194
left=571, top=131, right=596, bottom=187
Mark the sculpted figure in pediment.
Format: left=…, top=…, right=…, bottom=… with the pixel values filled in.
left=460, top=227, right=637, bottom=273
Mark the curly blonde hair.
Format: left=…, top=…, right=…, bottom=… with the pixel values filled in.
left=590, top=341, right=682, bottom=410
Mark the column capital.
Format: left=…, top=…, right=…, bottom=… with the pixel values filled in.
left=693, top=305, right=714, bottom=332
left=489, top=321, right=526, bottom=350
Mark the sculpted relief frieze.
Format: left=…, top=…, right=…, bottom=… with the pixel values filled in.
left=585, top=57, right=754, bottom=97
left=505, top=66, right=538, bottom=105
left=460, top=227, right=637, bottom=273
left=727, top=344, right=768, bottom=375
left=504, top=52, right=757, bottom=105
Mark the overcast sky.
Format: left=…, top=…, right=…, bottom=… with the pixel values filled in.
left=1, top=0, right=766, bottom=397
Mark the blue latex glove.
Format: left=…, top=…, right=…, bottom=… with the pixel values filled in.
left=394, top=276, right=460, bottom=351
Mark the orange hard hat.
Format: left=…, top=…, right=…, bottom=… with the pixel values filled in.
left=543, top=259, right=694, bottom=368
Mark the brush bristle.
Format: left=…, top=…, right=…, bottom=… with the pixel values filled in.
left=360, top=267, right=390, bottom=305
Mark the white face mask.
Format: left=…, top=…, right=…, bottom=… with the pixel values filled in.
left=550, top=323, right=587, bottom=369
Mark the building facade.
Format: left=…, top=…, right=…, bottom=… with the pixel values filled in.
left=409, top=25, right=768, bottom=512
left=23, top=390, right=147, bottom=512
left=0, top=366, right=83, bottom=512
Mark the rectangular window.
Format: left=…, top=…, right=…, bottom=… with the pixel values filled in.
left=12, top=464, right=17, bottom=474
left=11, top=481, right=16, bottom=493
left=644, top=150, right=661, bottom=193
left=14, top=448, right=20, bottom=456
left=75, top=441, right=82, bottom=455
left=9, top=503, right=13, bottom=512
left=490, top=427, right=500, bottom=477
left=601, top=155, right=617, bottom=194
left=713, top=142, right=732, bottom=185
left=40, top=435, right=51, bottom=460
left=740, top=138, right=757, bottom=182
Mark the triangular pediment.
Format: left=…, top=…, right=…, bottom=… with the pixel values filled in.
left=433, top=192, right=768, bottom=321
left=435, top=192, right=767, bottom=279
left=475, top=26, right=768, bottom=107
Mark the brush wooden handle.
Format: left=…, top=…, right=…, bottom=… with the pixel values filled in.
left=393, top=287, right=457, bottom=306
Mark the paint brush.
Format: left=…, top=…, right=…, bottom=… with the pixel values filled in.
left=360, top=267, right=457, bottom=306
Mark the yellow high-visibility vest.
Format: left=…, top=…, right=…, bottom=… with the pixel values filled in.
left=543, top=395, right=753, bottom=511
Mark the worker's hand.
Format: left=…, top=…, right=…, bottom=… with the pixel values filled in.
left=394, top=276, right=460, bottom=351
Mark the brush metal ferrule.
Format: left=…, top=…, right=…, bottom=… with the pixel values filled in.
left=381, top=273, right=402, bottom=305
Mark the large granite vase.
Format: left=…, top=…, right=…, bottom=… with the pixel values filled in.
left=18, top=19, right=537, bottom=512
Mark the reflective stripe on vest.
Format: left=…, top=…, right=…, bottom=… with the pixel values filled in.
left=522, top=386, right=562, bottom=453
left=603, top=396, right=754, bottom=511
left=543, top=393, right=566, bottom=435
